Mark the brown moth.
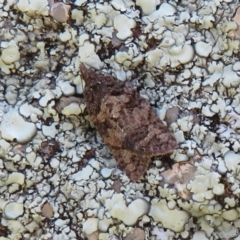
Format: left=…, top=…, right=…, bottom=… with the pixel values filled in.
left=80, top=64, right=177, bottom=181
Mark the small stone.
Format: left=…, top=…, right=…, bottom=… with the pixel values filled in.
left=1, top=40, right=20, bottom=65
left=4, top=202, right=24, bottom=219
left=111, top=196, right=150, bottom=226
left=0, top=108, right=37, bottom=144
left=42, top=202, right=54, bottom=218
left=101, top=168, right=114, bottom=178
left=6, top=172, right=25, bottom=185
left=150, top=199, right=189, bottom=232
left=71, top=165, right=94, bottom=181
left=50, top=2, right=70, bottom=23
left=113, top=14, right=136, bottom=40
left=195, top=41, right=213, bottom=57
left=221, top=209, right=239, bottom=221
left=82, top=218, right=98, bottom=235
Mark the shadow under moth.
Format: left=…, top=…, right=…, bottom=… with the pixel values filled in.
left=80, top=64, right=177, bottom=181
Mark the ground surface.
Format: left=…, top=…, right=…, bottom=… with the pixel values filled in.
left=0, top=0, right=240, bottom=239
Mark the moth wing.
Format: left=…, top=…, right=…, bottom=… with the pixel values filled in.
left=111, top=148, right=151, bottom=181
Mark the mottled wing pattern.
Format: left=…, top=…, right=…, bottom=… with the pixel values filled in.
left=80, top=64, right=177, bottom=181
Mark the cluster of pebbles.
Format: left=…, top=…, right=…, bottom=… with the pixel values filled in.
left=0, top=0, right=240, bottom=239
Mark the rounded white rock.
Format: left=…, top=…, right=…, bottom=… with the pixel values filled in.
left=6, top=172, right=25, bottom=185
left=136, top=0, right=158, bottom=15
left=192, top=231, right=208, bottom=240
left=4, top=202, right=24, bottom=219
left=61, top=102, right=84, bottom=116
left=50, top=158, right=60, bottom=168
left=1, top=41, right=20, bottom=65
left=195, top=41, right=213, bottom=57
left=212, top=183, right=225, bottom=195
left=82, top=218, right=98, bottom=235
left=113, top=14, right=136, bottom=40
left=111, top=198, right=150, bottom=226
left=149, top=199, right=189, bottom=232
left=0, top=108, right=37, bottom=144
left=100, top=168, right=114, bottom=178
left=71, top=165, right=94, bottom=181
left=221, top=209, right=239, bottom=221
left=224, top=151, right=240, bottom=172
left=58, top=80, right=75, bottom=96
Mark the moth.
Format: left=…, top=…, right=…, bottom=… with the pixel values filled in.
left=80, top=64, right=177, bottom=181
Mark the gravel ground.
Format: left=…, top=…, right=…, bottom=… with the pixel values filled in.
left=1, top=0, right=240, bottom=239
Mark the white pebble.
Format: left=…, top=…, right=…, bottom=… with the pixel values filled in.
left=4, top=202, right=24, bottom=219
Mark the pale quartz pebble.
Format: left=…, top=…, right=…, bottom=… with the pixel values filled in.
left=71, top=9, right=84, bottom=25
left=62, top=122, right=73, bottom=131
left=42, top=123, right=58, bottom=138
left=0, top=109, right=37, bottom=144
left=222, top=65, right=240, bottom=88
left=167, top=200, right=176, bottom=210
left=79, top=41, right=104, bottom=69
left=136, top=0, right=158, bottom=15
left=1, top=40, right=20, bottom=64
left=233, top=61, right=240, bottom=71
left=192, top=231, right=208, bottom=240
left=50, top=2, right=70, bottom=23
left=4, top=202, right=24, bottom=219
left=58, top=80, right=75, bottom=96
left=224, top=197, right=236, bottom=207
left=6, top=172, right=25, bottom=185
left=61, top=102, right=84, bottom=116
left=169, top=45, right=194, bottom=65
left=111, top=197, right=149, bottom=225
left=150, top=199, right=189, bottom=232
left=174, top=151, right=189, bottom=162
left=26, top=152, right=37, bottom=166
left=55, top=219, right=69, bottom=227
left=73, top=75, right=85, bottom=94
left=50, top=158, right=60, bottom=168
left=213, top=184, right=225, bottom=195
left=88, top=159, right=100, bottom=170
left=113, top=14, right=136, bottom=40
left=98, top=216, right=113, bottom=232
left=71, top=165, right=93, bottom=181
left=0, top=57, right=14, bottom=74
left=217, top=158, right=227, bottom=174
left=181, top=231, right=189, bottom=239
left=82, top=218, right=98, bottom=235
left=224, top=151, right=240, bottom=172
left=174, top=130, right=185, bottom=143
left=221, top=209, right=239, bottom=221
left=195, top=41, right=213, bottom=57
left=101, top=168, right=114, bottom=178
